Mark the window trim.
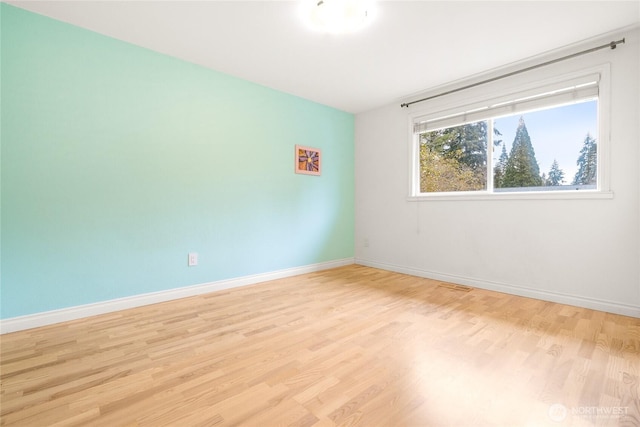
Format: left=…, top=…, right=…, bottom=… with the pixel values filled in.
left=407, top=64, right=612, bottom=201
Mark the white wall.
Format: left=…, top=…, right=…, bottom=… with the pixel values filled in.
left=355, top=27, right=640, bottom=317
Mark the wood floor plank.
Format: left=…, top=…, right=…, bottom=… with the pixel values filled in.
left=1, top=265, right=639, bottom=426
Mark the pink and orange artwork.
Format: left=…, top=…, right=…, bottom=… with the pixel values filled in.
left=295, top=145, right=321, bottom=176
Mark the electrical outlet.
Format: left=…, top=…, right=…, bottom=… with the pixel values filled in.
left=188, top=252, right=198, bottom=266
left=364, top=238, right=370, bottom=247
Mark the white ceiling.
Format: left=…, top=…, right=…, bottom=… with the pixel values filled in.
left=8, top=1, right=640, bottom=113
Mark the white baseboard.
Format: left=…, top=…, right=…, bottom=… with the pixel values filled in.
left=0, top=258, right=355, bottom=334
left=356, top=258, right=640, bottom=318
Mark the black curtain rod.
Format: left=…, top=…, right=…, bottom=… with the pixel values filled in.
left=400, top=38, right=626, bottom=108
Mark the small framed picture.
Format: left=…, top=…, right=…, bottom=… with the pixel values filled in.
left=295, top=145, right=321, bottom=176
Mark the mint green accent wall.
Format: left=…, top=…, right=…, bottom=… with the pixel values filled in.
left=0, top=4, right=354, bottom=319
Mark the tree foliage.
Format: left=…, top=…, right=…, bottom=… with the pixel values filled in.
left=546, top=159, right=565, bottom=186
left=419, top=146, right=485, bottom=192
left=419, top=122, right=488, bottom=192
left=572, top=133, right=597, bottom=185
left=493, top=144, right=509, bottom=188
left=502, top=117, right=543, bottom=188
left=419, top=115, right=594, bottom=192
left=422, top=122, right=488, bottom=169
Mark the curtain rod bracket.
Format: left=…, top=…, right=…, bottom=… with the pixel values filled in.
left=610, top=38, right=625, bottom=50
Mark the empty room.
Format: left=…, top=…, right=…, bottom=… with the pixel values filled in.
left=1, top=1, right=639, bottom=426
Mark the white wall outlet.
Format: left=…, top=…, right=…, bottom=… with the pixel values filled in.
left=188, top=252, right=198, bottom=266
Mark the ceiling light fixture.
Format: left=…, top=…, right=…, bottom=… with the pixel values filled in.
left=301, top=0, right=375, bottom=34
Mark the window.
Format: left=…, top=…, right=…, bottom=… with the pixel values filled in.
left=410, top=69, right=610, bottom=199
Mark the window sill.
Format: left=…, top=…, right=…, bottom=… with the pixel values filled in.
left=407, top=190, right=614, bottom=202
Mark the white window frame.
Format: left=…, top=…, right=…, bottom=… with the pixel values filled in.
left=408, top=64, right=613, bottom=201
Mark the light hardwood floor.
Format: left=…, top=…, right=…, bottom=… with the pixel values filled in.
left=1, top=265, right=639, bottom=426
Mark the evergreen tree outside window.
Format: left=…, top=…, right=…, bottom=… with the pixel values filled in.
left=501, top=117, right=543, bottom=188
left=547, top=160, right=566, bottom=186
left=493, top=144, right=509, bottom=189
left=572, top=133, right=598, bottom=186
